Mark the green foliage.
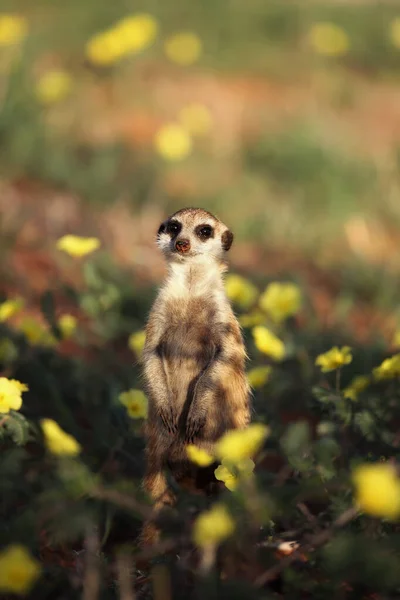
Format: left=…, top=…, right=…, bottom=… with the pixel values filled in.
left=245, top=125, right=376, bottom=221
left=1, top=412, right=30, bottom=445
left=1, top=256, right=400, bottom=598
left=280, top=421, right=312, bottom=472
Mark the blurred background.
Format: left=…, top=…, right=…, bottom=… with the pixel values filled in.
left=2, top=0, right=400, bottom=342
left=2, top=3, right=400, bottom=593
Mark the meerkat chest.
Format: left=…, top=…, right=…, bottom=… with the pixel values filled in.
left=158, top=297, right=221, bottom=364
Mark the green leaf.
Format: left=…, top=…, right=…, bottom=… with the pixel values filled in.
left=281, top=421, right=310, bottom=455
left=335, top=398, right=352, bottom=426
left=314, top=437, right=340, bottom=480
left=312, top=386, right=340, bottom=404
left=280, top=421, right=313, bottom=472
left=80, top=294, right=101, bottom=317
left=4, top=412, right=30, bottom=446
left=83, top=262, right=103, bottom=290
left=354, top=410, right=376, bottom=440
left=57, top=459, right=98, bottom=497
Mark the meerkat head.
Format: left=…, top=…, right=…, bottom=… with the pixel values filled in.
left=156, top=207, right=233, bottom=266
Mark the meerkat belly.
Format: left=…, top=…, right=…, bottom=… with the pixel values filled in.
left=159, top=320, right=216, bottom=411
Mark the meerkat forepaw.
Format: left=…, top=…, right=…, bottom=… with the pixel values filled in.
left=158, top=406, right=178, bottom=434
left=185, top=410, right=206, bottom=441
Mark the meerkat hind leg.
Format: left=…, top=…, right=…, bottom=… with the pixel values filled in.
left=140, top=468, right=175, bottom=547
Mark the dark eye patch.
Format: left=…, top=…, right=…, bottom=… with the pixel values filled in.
left=157, top=223, right=166, bottom=235
left=221, top=229, right=233, bottom=251
left=195, top=224, right=214, bottom=240
left=166, top=220, right=181, bottom=236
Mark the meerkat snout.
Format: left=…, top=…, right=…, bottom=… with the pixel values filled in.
left=157, top=207, right=233, bottom=263
left=175, top=238, right=191, bottom=253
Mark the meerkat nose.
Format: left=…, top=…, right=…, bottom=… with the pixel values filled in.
left=175, top=239, right=191, bottom=253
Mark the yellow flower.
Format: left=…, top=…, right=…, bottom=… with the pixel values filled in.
left=247, top=366, right=272, bottom=389
left=86, top=30, right=124, bottom=66
left=128, top=330, right=146, bottom=356
left=178, top=104, right=212, bottom=137
left=233, top=457, right=255, bottom=475
left=252, top=326, right=285, bottom=361
left=56, top=235, right=101, bottom=258
left=352, top=463, right=400, bottom=520
left=8, top=380, right=29, bottom=393
left=186, top=444, right=214, bottom=467
left=0, top=378, right=27, bottom=414
left=215, top=423, right=269, bottom=464
left=35, top=70, right=72, bottom=105
left=373, top=354, right=400, bottom=381
left=113, top=14, right=158, bottom=54
left=225, top=274, right=258, bottom=310
left=193, top=503, right=235, bottom=548
left=119, top=389, right=148, bottom=419
left=214, top=464, right=237, bottom=491
left=85, top=14, right=158, bottom=66
left=41, top=419, right=81, bottom=456
left=315, top=346, right=352, bottom=373
left=239, top=310, right=266, bottom=328
left=0, top=545, right=41, bottom=595
left=18, top=318, right=56, bottom=346
left=0, top=14, right=27, bottom=47
left=259, top=282, right=301, bottom=324
left=57, top=314, right=77, bottom=339
left=164, top=32, right=202, bottom=65
left=0, top=298, right=23, bottom=322
left=214, top=458, right=255, bottom=491
left=343, top=375, right=370, bottom=401
left=309, top=22, right=349, bottom=57
left=389, top=18, right=400, bottom=49
left=154, top=123, right=192, bottom=161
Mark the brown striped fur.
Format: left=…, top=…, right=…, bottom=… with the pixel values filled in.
left=139, top=208, right=251, bottom=545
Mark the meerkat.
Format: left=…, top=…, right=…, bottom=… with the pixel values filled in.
left=140, top=207, right=251, bottom=545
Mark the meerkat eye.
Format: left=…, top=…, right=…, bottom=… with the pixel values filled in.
left=167, top=221, right=181, bottom=236
left=196, top=224, right=213, bottom=240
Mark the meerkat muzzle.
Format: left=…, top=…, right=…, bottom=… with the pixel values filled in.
left=175, top=239, right=191, bottom=253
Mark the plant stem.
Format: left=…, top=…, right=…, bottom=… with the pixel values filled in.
left=336, top=368, right=341, bottom=393
left=254, top=506, right=359, bottom=588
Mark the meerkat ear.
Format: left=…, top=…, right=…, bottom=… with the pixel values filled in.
left=221, top=229, right=233, bottom=251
